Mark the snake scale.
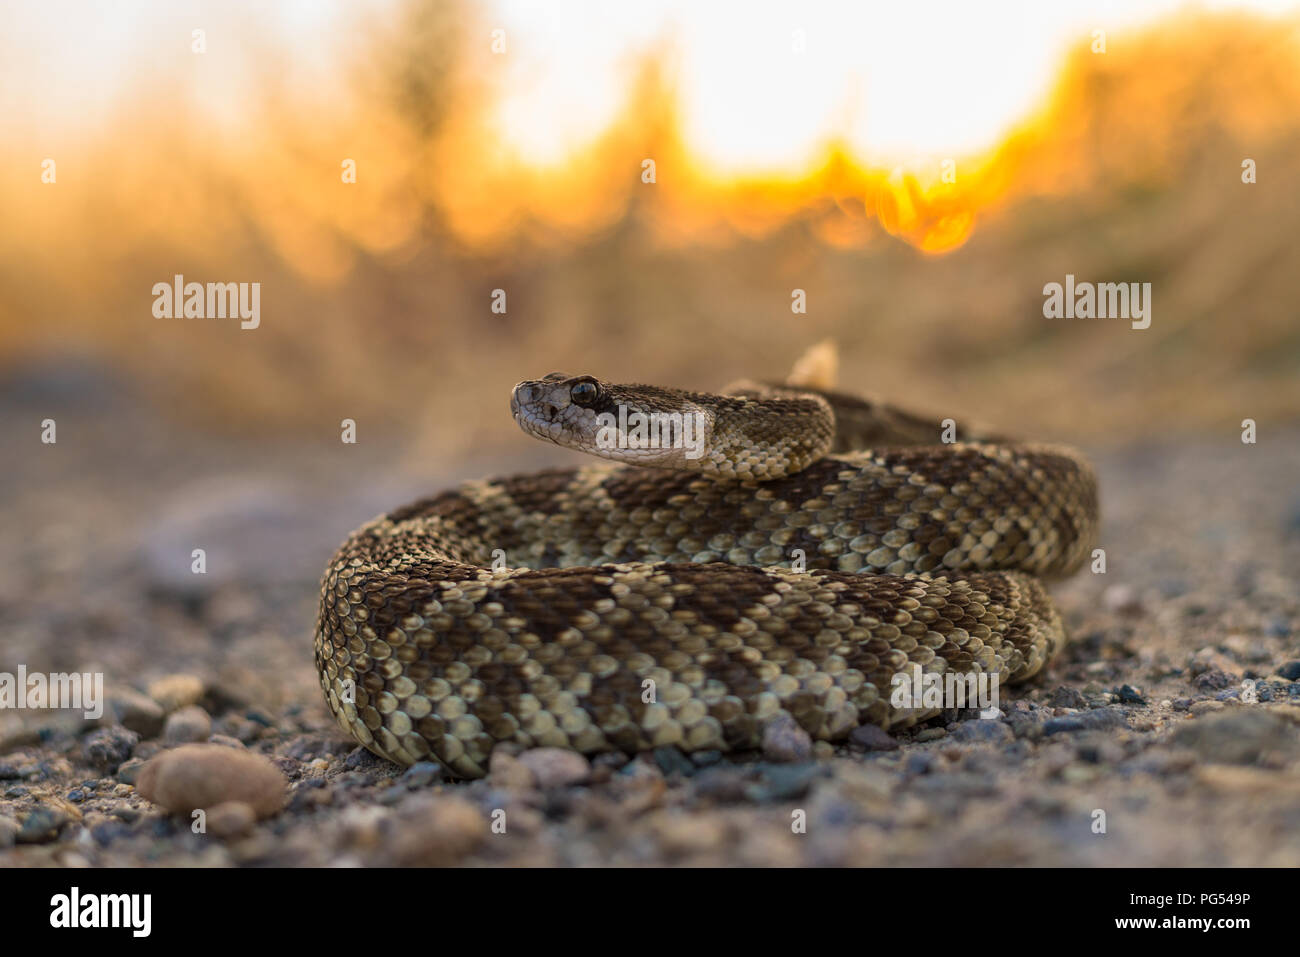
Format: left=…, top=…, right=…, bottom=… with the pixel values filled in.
left=314, top=361, right=1098, bottom=778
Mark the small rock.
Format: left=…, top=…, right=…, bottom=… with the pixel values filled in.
left=746, top=764, right=824, bottom=802
left=135, top=743, right=287, bottom=818
left=651, top=746, right=695, bottom=777
left=0, top=728, right=41, bottom=752
left=205, top=801, right=257, bottom=839
left=1171, top=709, right=1300, bottom=766
left=1075, top=734, right=1125, bottom=764
left=689, top=750, right=723, bottom=767
left=17, top=807, right=70, bottom=844
left=162, top=705, right=212, bottom=745
left=488, top=750, right=537, bottom=792
left=650, top=812, right=728, bottom=857
left=848, top=724, right=900, bottom=752
left=115, top=758, right=146, bottom=785
left=147, top=674, right=205, bottom=713
left=518, top=748, right=590, bottom=788
left=1103, top=584, right=1144, bottom=615
left=692, top=768, right=750, bottom=803
left=1049, top=686, right=1089, bottom=709
left=904, top=752, right=934, bottom=775
left=90, top=821, right=130, bottom=847
left=400, top=762, right=444, bottom=789
left=343, top=747, right=387, bottom=772
left=0, top=815, right=18, bottom=848
left=1043, top=708, right=1129, bottom=735
left=761, top=714, right=813, bottom=762
left=1277, top=661, right=1300, bottom=681
left=1113, top=684, right=1148, bottom=705
left=914, top=727, right=947, bottom=743
left=384, top=796, right=487, bottom=866
left=949, top=720, right=1013, bottom=744
left=1189, top=648, right=1240, bottom=678
left=81, top=726, right=140, bottom=774
left=104, top=689, right=166, bottom=738
left=1194, top=670, right=1235, bottom=692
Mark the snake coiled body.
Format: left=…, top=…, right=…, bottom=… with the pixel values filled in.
left=314, top=367, right=1098, bottom=778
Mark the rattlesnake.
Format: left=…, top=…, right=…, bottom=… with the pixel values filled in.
left=314, top=356, right=1098, bottom=778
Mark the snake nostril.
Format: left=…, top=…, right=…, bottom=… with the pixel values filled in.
left=512, top=384, right=537, bottom=411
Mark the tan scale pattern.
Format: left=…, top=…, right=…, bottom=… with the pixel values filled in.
left=315, top=384, right=1098, bottom=778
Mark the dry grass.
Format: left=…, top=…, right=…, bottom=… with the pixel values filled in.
left=1, top=3, right=1297, bottom=457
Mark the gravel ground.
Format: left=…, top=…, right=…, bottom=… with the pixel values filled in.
left=2, top=382, right=1298, bottom=867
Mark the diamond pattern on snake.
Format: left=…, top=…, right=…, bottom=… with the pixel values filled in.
left=314, top=350, right=1098, bottom=777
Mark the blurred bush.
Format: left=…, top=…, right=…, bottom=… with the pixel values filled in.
left=1, top=1, right=1297, bottom=454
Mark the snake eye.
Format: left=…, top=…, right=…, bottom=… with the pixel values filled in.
left=569, top=380, right=600, bottom=407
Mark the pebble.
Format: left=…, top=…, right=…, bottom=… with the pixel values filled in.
left=90, top=821, right=130, bottom=847
left=848, top=723, right=901, bottom=752
left=691, top=767, right=749, bottom=803
left=147, top=674, right=205, bottom=712
left=1189, top=648, right=1240, bottom=677
left=1171, top=709, right=1299, bottom=766
left=1103, top=584, right=1144, bottom=615
left=745, top=763, right=824, bottom=802
left=948, top=720, right=1014, bottom=744
left=1074, top=734, right=1126, bottom=764
left=81, top=727, right=140, bottom=774
left=205, top=801, right=257, bottom=839
left=0, top=815, right=18, bottom=848
left=1049, top=686, right=1089, bottom=709
left=135, top=743, right=287, bottom=818
left=343, top=747, right=388, bottom=772
left=652, top=746, right=696, bottom=777
left=105, top=689, right=166, bottom=738
left=384, top=796, right=487, bottom=866
left=650, top=812, right=728, bottom=857
left=115, top=758, right=146, bottom=785
left=488, top=750, right=537, bottom=791
left=518, top=748, right=591, bottom=788
left=914, top=727, right=947, bottom=742
left=1194, top=670, right=1235, bottom=692
left=1277, top=661, right=1300, bottom=681
left=1113, top=684, right=1148, bottom=705
left=761, top=714, right=813, bottom=762
left=163, top=705, right=213, bottom=745
left=400, top=761, right=444, bottom=789
left=1043, top=708, right=1129, bottom=735
left=904, top=752, right=935, bottom=775
left=17, top=807, right=70, bottom=844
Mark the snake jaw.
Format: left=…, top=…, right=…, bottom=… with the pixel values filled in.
left=511, top=377, right=591, bottom=449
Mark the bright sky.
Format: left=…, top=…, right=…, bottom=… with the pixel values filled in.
left=490, top=0, right=1300, bottom=170
left=3, top=0, right=1297, bottom=171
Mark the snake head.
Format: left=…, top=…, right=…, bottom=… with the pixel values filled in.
left=511, top=373, right=719, bottom=470
left=511, top=373, right=611, bottom=446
